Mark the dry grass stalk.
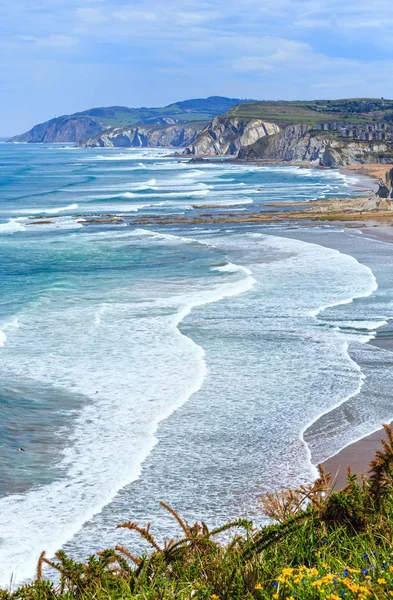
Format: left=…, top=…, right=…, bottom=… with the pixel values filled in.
left=368, top=424, right=393, bottom=501
left=160, top=501, right=191, bottom=538
left=114, top=545, right=142, bottom=565
left=117, top=521, right=161, bottom=551
left=36, top=551, right=46, bottom=581
left=259, top=466, right=332, bottom=523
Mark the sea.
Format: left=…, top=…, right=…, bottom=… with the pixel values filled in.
left=0, top=143, right=393, bottom=586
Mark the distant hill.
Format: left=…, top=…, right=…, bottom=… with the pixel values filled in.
left=8, top=97, right=254, bottom=144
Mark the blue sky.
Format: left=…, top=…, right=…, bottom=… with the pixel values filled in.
left=2, top=0, right=393, bottom=135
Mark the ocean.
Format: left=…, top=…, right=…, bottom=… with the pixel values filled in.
left=0, top=143, right=392, bottom=586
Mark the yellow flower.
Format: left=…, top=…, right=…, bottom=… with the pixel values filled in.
left=273, top=594, right=279, bottom=599
left=322, top=562, right=329, bottom=568
left=389, top=591, right=393, bottom=597
left=254, top=583, right=263, bottom=590
left=286, top=597, right=295, bottom=600
left=281, top=568, right=294, bottom=578
left=377, top=578, right=387, bottom=585
left=211, top=595, right=219, bottom=599
left=330, top=594, right=340, bottom=600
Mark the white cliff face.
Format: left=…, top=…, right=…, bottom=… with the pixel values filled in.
left=240, top=124, right=392, bottom=167
left=184, top=117, right=280, bottom=156
left=79, top=124, right=201, bottom=148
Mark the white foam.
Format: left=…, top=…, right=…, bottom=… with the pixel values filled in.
left=14, top=204, right=79, bottom=216
left=0, top=317, right=19, bottom=347
left=0, top=230, right=255, bottom=587
left=0, top=219, right=26, bottom=234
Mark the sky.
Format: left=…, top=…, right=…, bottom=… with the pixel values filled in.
left=2, top=0, right=393, bottom=135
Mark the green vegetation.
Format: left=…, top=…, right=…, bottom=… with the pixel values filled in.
left=57, top=97, right=255, bottom=128
left=227, top=98, right=393, bottom=127
left=4, top=426, right=393, bottom=599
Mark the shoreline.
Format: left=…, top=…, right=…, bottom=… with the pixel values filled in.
left=19, top=156, right=393, bottom=494
left=322, top=425, right=392, bottom=490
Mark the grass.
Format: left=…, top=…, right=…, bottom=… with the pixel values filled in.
left=226, top=99, right=393, bottom=128
left=3, top=426, right=393, bottom=599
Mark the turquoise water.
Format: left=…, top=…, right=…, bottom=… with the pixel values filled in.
left=0, top=144, right=392, bottom=585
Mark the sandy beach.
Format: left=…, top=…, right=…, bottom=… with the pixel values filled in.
left=322, top=425, right=392, bottom=490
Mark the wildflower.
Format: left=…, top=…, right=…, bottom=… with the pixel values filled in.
left=362, top=569, right=368, bottom=575
left=343, top=569, right=349, bottom=578
left=373, top=551, right=377, bottom=556
left=322, top=562, right=329, bottom=568
left=286, top=597, right=295, bottom=600
left=364, top=553, right=369, bottom=559
left=330, top=595, right=340, bottom=600
left=389, top=592, right=393, bottom=597
left=377, top=578, right=387, bottom=585
left=211, top=595, right=219, bottom=599
left=272, top=581, right=278, bottom=587
left=273, top=594, right=279, bottom=600
left=382, top=562, right=387, bottom=568
left=254, top=583, right=263, bottom=590
left=323, top=538, right=328, bottom=544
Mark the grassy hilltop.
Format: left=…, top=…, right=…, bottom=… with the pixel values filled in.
left=3, top=425, right=393, bottom=600
left=227, top=98, right=393, bottom=127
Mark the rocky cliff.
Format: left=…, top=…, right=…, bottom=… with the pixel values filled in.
left=182, top=117, right=392, bottom=167
left=79, top=123, right=201, bottom=148
left=239, top=124, right=392, bottom=167
left=184, top=117, right=280, bottom=156
left=8, top=116, right=105, bottom=144
left=375, top=167, right=393, bottom=202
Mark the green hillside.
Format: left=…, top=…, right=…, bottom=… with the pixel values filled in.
left=76, top=97, right=255, bottom=126
left=227, top=98, right=393, bottom=126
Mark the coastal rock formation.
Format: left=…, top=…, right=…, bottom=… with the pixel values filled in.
left=79, top=123, right=201, bottom=148
left=372, top=167, right=393, bottom=209
left=184, top=117, right=280, bottom=156
left=376, top=167, right=393, bottom=199
left=239, top=124, right=392, bottom=167
left=8, top=116, right=105, bottom=144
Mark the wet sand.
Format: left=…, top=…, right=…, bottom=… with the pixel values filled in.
left=322, top=425, right=392, bottom=490
left=322, top=221, right=393, bottom=490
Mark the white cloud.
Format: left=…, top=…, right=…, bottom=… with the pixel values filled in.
left=76, top=8, right=106, bottom=23
left=112, top=9, right=159, bottom=22
left=17, top=34, right=79, bottom=47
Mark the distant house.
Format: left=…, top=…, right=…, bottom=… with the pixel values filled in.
left=315, top=120, right=391, bottom=143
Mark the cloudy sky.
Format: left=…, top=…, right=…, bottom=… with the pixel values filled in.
left=1, top=0, right=393, bottom=135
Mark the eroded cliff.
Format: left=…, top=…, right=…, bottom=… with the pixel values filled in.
left=79, top=123, right=201, bottom=148
left=184, top=117, right=280, bottom=156
left=239, top=124, right=392, bottom=167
